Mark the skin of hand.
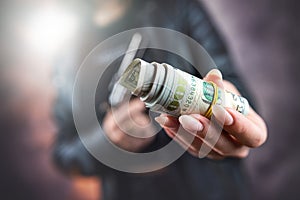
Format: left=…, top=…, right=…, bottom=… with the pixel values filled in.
left=103, top=98, right=156, bottom=152
left=155, top=69, right=268, bottom=159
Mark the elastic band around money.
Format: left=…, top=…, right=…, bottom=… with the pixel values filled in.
left=204, top=82, right=218, bottom=118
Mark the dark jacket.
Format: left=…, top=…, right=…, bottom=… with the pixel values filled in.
left=53, top=0, right=252, bottom=199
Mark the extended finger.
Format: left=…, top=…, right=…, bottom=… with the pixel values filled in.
left=179, top=114, right=249, bottom=157
left=222, top=107, right=267, bottom=148
left=155, top=115, right=179, bottom=133
left=164, top=127, right=198, bottom=155
left=165, top=127, right=226, bottom=159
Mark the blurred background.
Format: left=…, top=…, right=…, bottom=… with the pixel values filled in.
left=0, top=0, right=299, bottom=199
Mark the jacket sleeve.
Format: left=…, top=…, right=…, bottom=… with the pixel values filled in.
left=52, top=71, right=109, bottom=177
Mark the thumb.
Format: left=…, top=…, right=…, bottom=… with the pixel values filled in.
left=203, top=69, right=224, bottom=89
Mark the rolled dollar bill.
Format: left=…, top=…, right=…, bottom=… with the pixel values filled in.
left=119, top=58, right=249, bottom=118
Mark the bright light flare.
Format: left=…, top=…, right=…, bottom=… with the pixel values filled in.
left=24, top=7, right=78, bottom=56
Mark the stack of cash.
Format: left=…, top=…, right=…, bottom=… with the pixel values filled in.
left=119, top=58, right=249, bottom=118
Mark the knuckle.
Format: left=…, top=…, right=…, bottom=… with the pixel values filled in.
left=235, top=122, right=247, bottom=134
left=215, top=149, right=227, bottom=157
left=249, top=134, right=266, bottom=148
left=188, top=149, right=199, bottom=157
left=218, top=151, right=226, bottom=157
left=237, top=149, right=249, bottom=158
left=109, top=131, right=123, bottom=144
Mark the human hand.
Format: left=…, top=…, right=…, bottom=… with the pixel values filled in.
left=155, top=69, right=267, bottom=159
left=103, top=98, right=156, bottom=152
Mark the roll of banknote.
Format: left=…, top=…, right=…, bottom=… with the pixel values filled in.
left=119, top=58, right=249, bottom=118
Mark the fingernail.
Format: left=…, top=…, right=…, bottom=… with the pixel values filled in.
left=179, top=115, right=203, bottom=132
left=224, top=109, right=234, bottom=126
left=155, top=116, right=168, bottom=126
left=212, top=105, right=234, bottom=126
left=207, top=69, right=223, bottom=79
